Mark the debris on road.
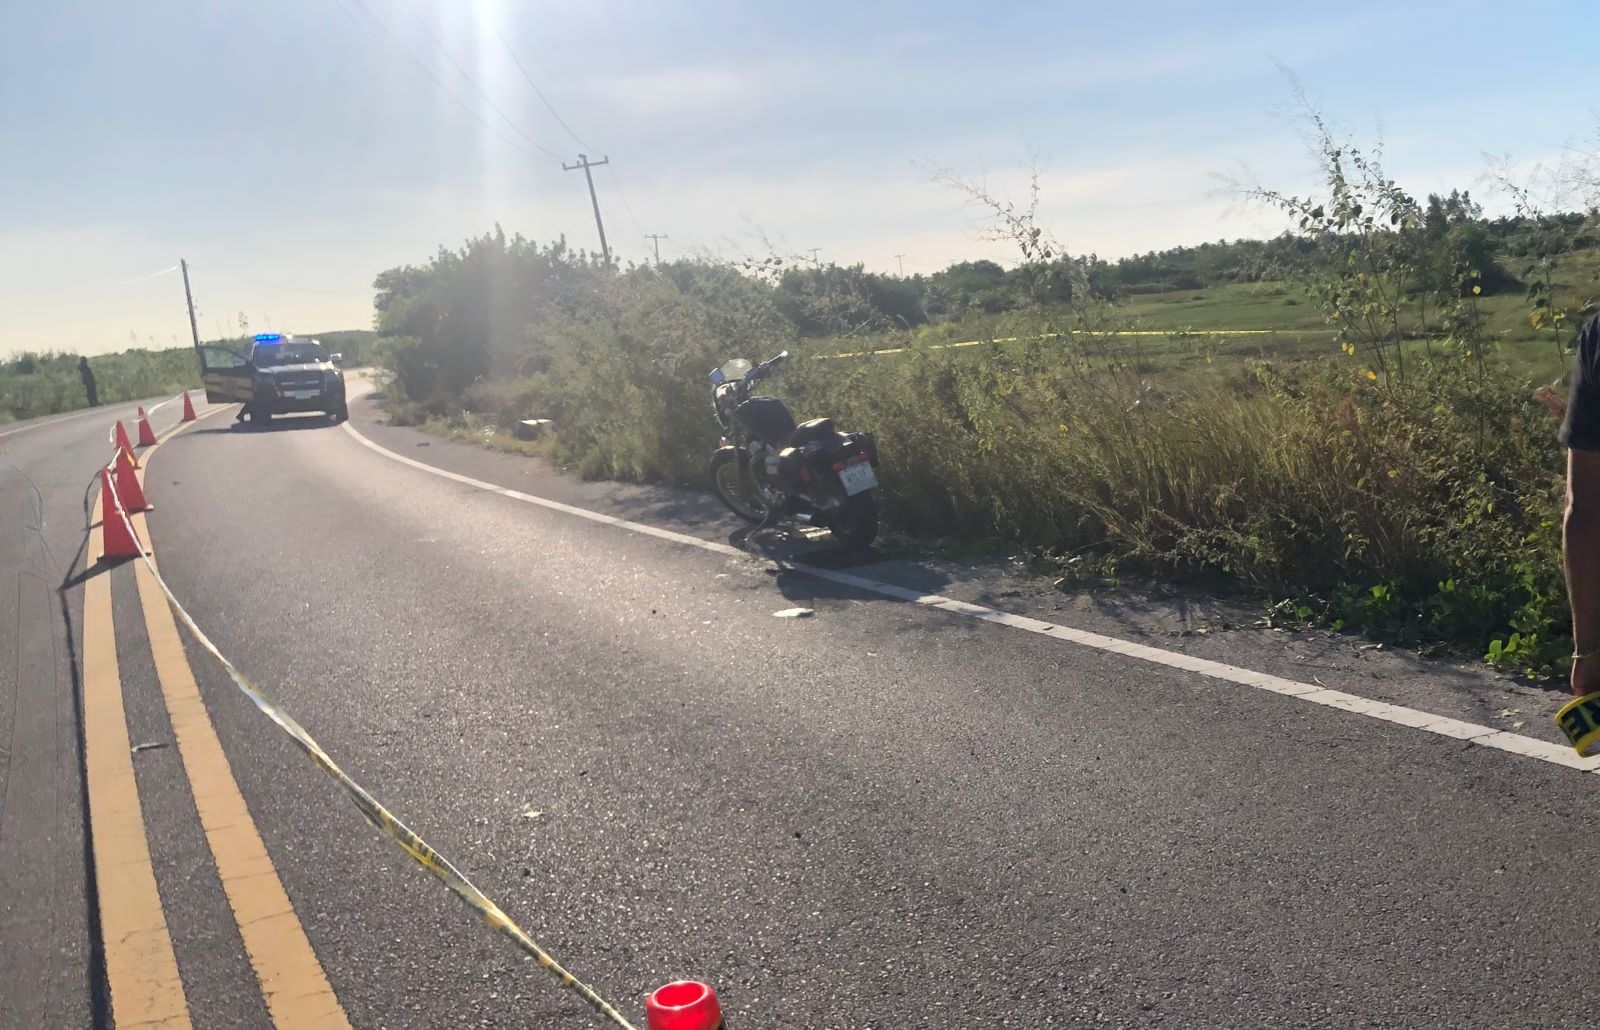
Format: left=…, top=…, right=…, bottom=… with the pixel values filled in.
left=514, top=418, right=553, bottom=440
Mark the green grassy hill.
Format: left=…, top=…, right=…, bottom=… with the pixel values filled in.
left=0, top=329, right=377, bottom=425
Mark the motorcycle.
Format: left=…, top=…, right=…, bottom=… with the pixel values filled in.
left=708, top=350, right=881, bottom=548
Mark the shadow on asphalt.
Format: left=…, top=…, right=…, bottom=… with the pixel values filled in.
left=730, top=523, right=956, bottom=608
left=732, top=523, right=874, bottom=567
left=350, top=386, right=962, bottom=610
left=185, top=416, right=343, bottom=436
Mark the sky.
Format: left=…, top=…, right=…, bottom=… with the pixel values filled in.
left=1, top=0, right=1596, bottom=357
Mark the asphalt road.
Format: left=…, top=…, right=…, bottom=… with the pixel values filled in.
left=5, top=381, right=1600, bottom=1028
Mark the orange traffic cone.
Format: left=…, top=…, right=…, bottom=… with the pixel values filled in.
left=114, top=446, right=151, bottom=513
left=136, top=406, right=158, bottom=446
left=647, top=982, right=725, bottom=1030
left=99, top=467, right=145, bottom=561
left=113, top=419, right=135, bottom=454
left=180, top=390, right=197, bottom=422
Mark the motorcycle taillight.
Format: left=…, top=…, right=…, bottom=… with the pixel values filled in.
left=837, top=436, right=875, bottom=468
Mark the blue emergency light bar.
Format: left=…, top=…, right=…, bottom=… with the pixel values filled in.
left=253, top=333, right=283, bottom=343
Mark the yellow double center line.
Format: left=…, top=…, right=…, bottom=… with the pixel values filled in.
left=83, top=410, right=350, bottom=1027
left=82, top=513, right=189, bottom=1026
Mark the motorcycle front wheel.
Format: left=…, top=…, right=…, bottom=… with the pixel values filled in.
left=710, top=450, right=768, bottom=523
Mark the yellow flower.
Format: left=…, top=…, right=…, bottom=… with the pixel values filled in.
left=1365, top=369, right=1378, bottom=381
left=1472, top=285, right=1482, bottom=296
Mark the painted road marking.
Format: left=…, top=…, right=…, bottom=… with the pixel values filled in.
left=133, top=411, right=352, bottom=1028
left=82, top=491, right=193, bottom=1028
left=0, top=402, right=146, bottom=442
left=138, top=405, right=639, bottom=1029
left=339, top=415, right=1600, bottom=776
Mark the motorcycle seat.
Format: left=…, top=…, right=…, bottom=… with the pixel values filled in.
left=789, top=417, right=836, bottom=446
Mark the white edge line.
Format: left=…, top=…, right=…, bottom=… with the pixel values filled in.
left=0, top=391, right=188, bottom=446
left=0, top=404, right=128, bottom=443
left=337, top=420, right=1600, bottom=775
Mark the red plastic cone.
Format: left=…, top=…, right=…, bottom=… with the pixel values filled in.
left=99, top=467, right=145, bottom=561
left=113, top=419, right=134, bottom=454
left=647, top=981, right=725, bottom=1030
left=180, top=391, right=197, bottom=422
left=114, top=447, right=151, bottom=513
left=136, top=406, right=158, bottom=446
left=118, top=442, right=139, bottom=470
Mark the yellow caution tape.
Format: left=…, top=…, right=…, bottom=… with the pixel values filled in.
left=1555, top=691, right=1600, bottom=757
left=100, top=449, right=640, bottom=1030
left=813, top=327, right=1332, bottom=360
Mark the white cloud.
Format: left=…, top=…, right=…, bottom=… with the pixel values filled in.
left=578, top=64, right=780, bottom=128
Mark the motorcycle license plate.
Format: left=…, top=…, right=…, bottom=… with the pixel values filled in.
left=839, top=460, right=877, bottom=496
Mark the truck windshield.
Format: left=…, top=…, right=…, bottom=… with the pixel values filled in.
left=254, top=343, right=327, bottom=367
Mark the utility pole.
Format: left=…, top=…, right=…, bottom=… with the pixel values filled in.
left=644, top=233, right=667, bottom=266
left=181, top=259, right=202, bottom=357
left=807, top=247, right=822, bottom=267
left=563, top=153, right=612, bottom=264
left=894, top=254, right=905, bottom=276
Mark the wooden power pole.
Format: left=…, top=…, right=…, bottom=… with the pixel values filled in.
left=563, top=154, right=612, bottom=264
left=181, top=259, right=202, bottom=355
left=644, top=233, right=667, bottom=265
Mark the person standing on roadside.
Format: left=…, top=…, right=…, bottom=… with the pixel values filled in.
left=1557, top=311, right=1600, bottom=753
left=77, top=355, right=99, bottom=407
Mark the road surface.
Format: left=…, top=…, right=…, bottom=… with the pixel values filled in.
left=3, top=380, right=1597, bottom=1028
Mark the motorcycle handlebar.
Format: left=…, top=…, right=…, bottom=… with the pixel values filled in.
left=750, top=350, right=790, bottom=379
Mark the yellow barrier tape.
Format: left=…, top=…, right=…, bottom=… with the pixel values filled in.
left=99, top=447, right=640, bottom=1030
left=814, top=327, right=1334, bottom=360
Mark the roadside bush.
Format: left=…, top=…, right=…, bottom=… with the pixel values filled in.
left=374, top=208, right=1576, bottom=673
left=785, top=343, right=1565, bottom=664
left=1, top=346, right=201, bottom=424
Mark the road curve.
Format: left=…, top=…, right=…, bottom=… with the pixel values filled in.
left=3, top=382, right=1596, bottom=1027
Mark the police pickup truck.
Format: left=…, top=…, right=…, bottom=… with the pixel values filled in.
left=198, top=333, right=348, bottom=426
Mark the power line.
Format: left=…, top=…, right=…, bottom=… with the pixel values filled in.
left=389, top=1, right=560, bottom=159
left=112, top=264, right=180, bottom=288
left=488, top=19, right=589, bottom=151
left=605, top=162, right=649, bottom=255
left=487, top=10, right=654, bottom=254
left=335, top=0, right=557, bottom=160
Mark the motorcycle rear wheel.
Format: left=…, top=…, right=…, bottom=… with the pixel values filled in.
left=711, top=450, right=768, bottom=523
left=830, top=492, right=879, bottom=549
